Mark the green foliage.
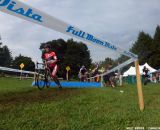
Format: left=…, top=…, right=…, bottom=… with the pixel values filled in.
left=12, top=54, right=35, bottom=71
left=98, top=56, right=132, bottom=73
left=129, top=25, right=160, bottom=69
left=0, top=78, right=160, bottom=130
left=153, top=26, right=160, bottom=51
left=0, top=43, right=13, bottom=67
left=116, top=55, right=132, bottom=73
left=148, top=26, right=160, bottom=69
left=99, top=57, right=117, bottom=70
left=116, top=55, right=129, bottom=64
left=0, top=43, right=35, bottom=71
left=130, top=31, right=153, bottom=65
left=40, top=39, right=92, bottom=79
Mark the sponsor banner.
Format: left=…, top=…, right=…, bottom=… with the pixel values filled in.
left=0, top=0, right=138, bottom=59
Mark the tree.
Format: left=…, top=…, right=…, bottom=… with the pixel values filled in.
left=0, top=43, right=13, bottom=67
left=12, top=54, right=35, bottom=71
left=99, top=57, right=116, bottom=69
left=99, top=26, right=160, bottom=72
left=40, top=39, right=92, bottom=79
left=149, top=26, right=160, bottom=69
left=130, top=31, right=153, bottom=65
left=64, top=39, right=91, bottom=77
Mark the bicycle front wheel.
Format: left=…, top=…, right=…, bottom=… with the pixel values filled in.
left=37, top=75, right=45, bottom=90
left=43, top=73, right=51, bottom=88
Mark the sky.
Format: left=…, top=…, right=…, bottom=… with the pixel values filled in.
left=0, top=0, right=160, bottom=62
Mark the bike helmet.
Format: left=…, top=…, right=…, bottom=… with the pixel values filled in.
left=44, top=44, right=51, bottom=49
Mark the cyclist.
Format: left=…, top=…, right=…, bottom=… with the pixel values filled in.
left=92, top=64, right=100, bottom=82
left=79, top=65, right=87, bottom=82
left=43, top=44, right=62, bottom=89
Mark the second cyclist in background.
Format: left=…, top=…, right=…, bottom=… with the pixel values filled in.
left=79, top=65, right=88, bottom=82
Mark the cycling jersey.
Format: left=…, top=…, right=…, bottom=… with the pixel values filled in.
left=80, top=67, right=87, bottom=75
left=44, top=51, right=57, bottom=68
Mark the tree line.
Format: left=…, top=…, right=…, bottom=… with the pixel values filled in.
left=131, top=25, right=160, bottom=69
left=0, top=42, right=35, bottom=71
left=99, top=25, right=160, bottom=71
left=0, top=25, right=159, bottom=77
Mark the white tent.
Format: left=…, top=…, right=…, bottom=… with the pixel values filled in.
left=123, top=63, right=157, bottom=77
left=123, top=66, right=135, bottom=77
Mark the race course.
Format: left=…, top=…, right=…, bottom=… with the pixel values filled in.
left=0, top=78, right=160, bottom=130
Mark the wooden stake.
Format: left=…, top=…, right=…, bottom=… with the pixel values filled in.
left=135, top=60, right=144, bottom=111
left=66, top=71, right=69, bottom=81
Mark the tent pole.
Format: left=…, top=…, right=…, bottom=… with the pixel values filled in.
left=135, top=60, right=144, bottom=111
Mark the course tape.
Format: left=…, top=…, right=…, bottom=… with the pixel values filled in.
left=0, top=0, right=138, bottom=59
left=88, top=58, right=134, bottom=80
left=0, top=66, right=35, bottom=74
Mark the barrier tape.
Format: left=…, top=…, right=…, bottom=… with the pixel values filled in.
left=0, top=0, right=138, bottom=59
left=88, top=58, right=134, bottom=80
left=0, top=66, right=35, bottom=74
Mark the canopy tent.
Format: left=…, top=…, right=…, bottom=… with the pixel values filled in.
left=153, top=69, right=160, bottom=73
left=123, top=63, right=157, bottom=77
left=123, top=66, right=136, bottom=77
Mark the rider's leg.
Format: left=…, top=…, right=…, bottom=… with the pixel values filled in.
left=51, top=65, right=62, bottom=88
left=80, top=75, right=84, bottom=82
left=144, top=77, right=147, bottom=85
left=82, top=74, right=87, bottom=82
left=109, top=77, right=115, bottom=88
left=52, top=75, right=61, bottom=86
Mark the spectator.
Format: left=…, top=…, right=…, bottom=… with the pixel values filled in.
left=142, top=66, right=150, bottom=85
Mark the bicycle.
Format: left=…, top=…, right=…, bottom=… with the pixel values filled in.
left=34, top=61, right=51, bottom=90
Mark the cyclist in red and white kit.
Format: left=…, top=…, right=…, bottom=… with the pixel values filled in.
left=43, top=44, right=62, bottom=89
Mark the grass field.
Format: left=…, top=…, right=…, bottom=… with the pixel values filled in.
left=0, top=78, right=160, bottom=130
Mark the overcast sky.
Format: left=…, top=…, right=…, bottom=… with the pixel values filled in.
left=0, top=0, right=160, bottom=62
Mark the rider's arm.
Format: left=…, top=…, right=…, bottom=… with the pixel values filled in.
left=46, top=52, right=58, bottom=64
left=46, top=58, right=57, bottom=64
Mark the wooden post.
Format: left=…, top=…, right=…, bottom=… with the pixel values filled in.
left=19, top=68, right=22, bottom=80
left=135, top=60, right=144, bottom=111
left=66, top=66, right=70, bottom=81
left=66, top=70, right=69, bottom=81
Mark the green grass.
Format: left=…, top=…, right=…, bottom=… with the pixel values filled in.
left=0, top=77, right=160, bottom=130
